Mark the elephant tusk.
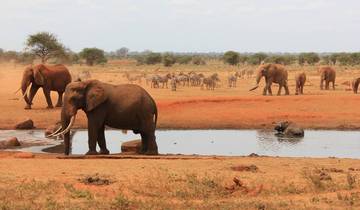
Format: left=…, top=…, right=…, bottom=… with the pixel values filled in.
left=14, top=87, right=21, bottom=94
left=46, top=126, right=63, bottom=138
left=249, top=85, right=259, bottom=91
left=22, top=85, right=31, bottom=98
left=52, top=116, right=76, bottom=137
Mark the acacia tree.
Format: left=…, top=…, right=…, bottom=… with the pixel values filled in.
left=79, top=48, right=107, bottom=66
left=115, top=47, right=129, bottom=58
left=25, top=32, right=65, bottom=63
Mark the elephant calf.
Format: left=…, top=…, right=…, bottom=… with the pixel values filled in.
left=295, top=72, right=306, bottom=95
left=274, top=121, right=304, bottom=137
left=47, top=80, right=158, bottom=155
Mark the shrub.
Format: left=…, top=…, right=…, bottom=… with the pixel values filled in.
left=162, top=53, right=176, bottom=67
left=79, top=48, right=107, bottom=66
left=192, top=56, right=206, bottom=65
left=223, top=51, right=240, bottom=65
left=144, top=52, right=162, bottom=65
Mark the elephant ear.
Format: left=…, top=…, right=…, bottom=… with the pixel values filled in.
left=85, top=81, right=107, bottom=111
left=33, top=65, right=45, bottom=85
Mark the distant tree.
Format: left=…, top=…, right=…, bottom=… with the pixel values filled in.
left=162, top=53, right=176, bottom=67
left=25, top=32, right=65, bottom=63
left=192, top=56, right=206, bottom=65
left=350, top=52, right=360, bottom=65
left=329, top=54, right=339, bottom=65
left=248, top=53, right=268, bottom=65
left=223, top=51, right=240, bottom=65
left=177, top=55, right=192, bottom=64
left=115, top=47, right=129, bottom=58
left=336, top=53, right=353, bottom=65
left=79, top=48, right=107, bottom=66
left=265, top=54, right=296, bottom=65
left=144, top=52, right=162, bottom=65
left=298, top=53, right=320, bottom=65
left=238, top=54, right=249, bottom=65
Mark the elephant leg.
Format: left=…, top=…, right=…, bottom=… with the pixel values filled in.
left=97, top=126, right=109, bottom=155
left=55, top=92, right=63, bottom=107
left=320, top=80, right=324, bottom=90
left=284, top=83, right=290, bottom=95
left=277, top=85, right=283, bottom=96
left=267, top=83, right=273, bottom=96
left=262, top=87, right=267, bottom=95
left=85, top=114, right=104, bottom=155
left=25, top=85, right=40, bottom=109
left=332, top=81, right=335, bottom=90
left=325, top=81, right=329, bottom=90
left=42, top=88, right=53, bottom=108
left=301, top=85, right=304, bottom=94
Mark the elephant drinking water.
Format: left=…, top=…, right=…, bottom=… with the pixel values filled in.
left=47, top=80, right=158, bottom=155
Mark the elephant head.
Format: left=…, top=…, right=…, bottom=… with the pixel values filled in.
left=274, top=121, right=290, bottom=133
left=21, top=65, right=46, bottom=104
left=47, top=80, right=107, bottom=155
left=249, top=64, right=269, bottom=91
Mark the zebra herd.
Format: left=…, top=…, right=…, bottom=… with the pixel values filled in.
left=122, top=69, right=255, bottom=91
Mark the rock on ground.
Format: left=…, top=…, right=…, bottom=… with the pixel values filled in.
left=15, top=119, right=34, bottom=129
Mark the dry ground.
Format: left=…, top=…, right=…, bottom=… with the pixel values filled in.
left=0, top=61, right=360, bottom=129
left=1, top=61, right=360, bottom=209
left=1, top=152, right=360, bottom=209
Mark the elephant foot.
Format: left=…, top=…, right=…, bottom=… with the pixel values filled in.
left=99, top=149, right=110, bottom=155
left=24, top=104, right=31, bottom=110
left=55, top=104, right=62, bottom=108
left=85, top=150, right=98, bottom=155
left=46, top=105, right=54, bottom=109
left=145, top=150, right=159, bottom=155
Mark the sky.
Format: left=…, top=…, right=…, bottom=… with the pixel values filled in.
left=0, top=0, right=360, bottom=53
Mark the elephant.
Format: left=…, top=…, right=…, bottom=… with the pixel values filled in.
left=274, top=121, right=304, bottom=137
left=352, top=77, right=360, bottom=94
left=295, top=72, right=306, bottom=95
left=20, top=64, right=72, bottom=109
left=319, top=66, right=336, bottom=90
left=47, top=80, right=158, bottom=156
left=249, top=63, right=289, bottom=96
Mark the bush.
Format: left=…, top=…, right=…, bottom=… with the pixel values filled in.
left=177, top=55, right=192, bottom=64
left=265, top=55, right=296, bottom=65
left=79, top=48, right=107, bottom=66
left=162, top=53, right=176, bottom=67
left=144, top=52, right=162, bottom=65
left=223, top=51, right=240, bottom=65
left=192, top=56, right=206, bottom=65
left=248, top=53, right=268, bottom=65
left=298, top=53, right=320, bottom=65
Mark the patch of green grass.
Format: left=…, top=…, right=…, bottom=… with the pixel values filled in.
left=64, top=184, right=93, bottom=200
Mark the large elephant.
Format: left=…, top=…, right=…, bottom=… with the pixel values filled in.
left=295, top=72, right=306, bottom=95
left=21, top=64, right=71, bottom=109
left=249, top=63, right=289, bottom=95
left=319, top=66, right=336, bottom=90
left=47, top=80, right=158, bottom=156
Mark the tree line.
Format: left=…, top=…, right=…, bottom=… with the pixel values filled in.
left=1, top=32, right=360, bottom=67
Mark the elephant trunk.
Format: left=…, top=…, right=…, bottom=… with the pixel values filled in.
left=61, top=109, right=76, bottom=156
left=21, top=76, right=31, bottom=105
left=249, top=73, right=262, bottom=91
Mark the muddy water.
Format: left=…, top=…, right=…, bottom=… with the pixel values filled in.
left=1, top=130, right=360, bottom=158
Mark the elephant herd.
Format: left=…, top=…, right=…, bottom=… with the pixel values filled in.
left=17, top=63, right=356, bottom=156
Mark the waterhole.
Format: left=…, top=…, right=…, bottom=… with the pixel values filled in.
left=1, top=129, right=360, bottom=158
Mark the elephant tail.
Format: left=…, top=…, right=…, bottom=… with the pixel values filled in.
left=154, top=104, right=158, bottom=127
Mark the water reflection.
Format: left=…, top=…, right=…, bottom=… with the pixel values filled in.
left=1, top=129, right=360, bottom=158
